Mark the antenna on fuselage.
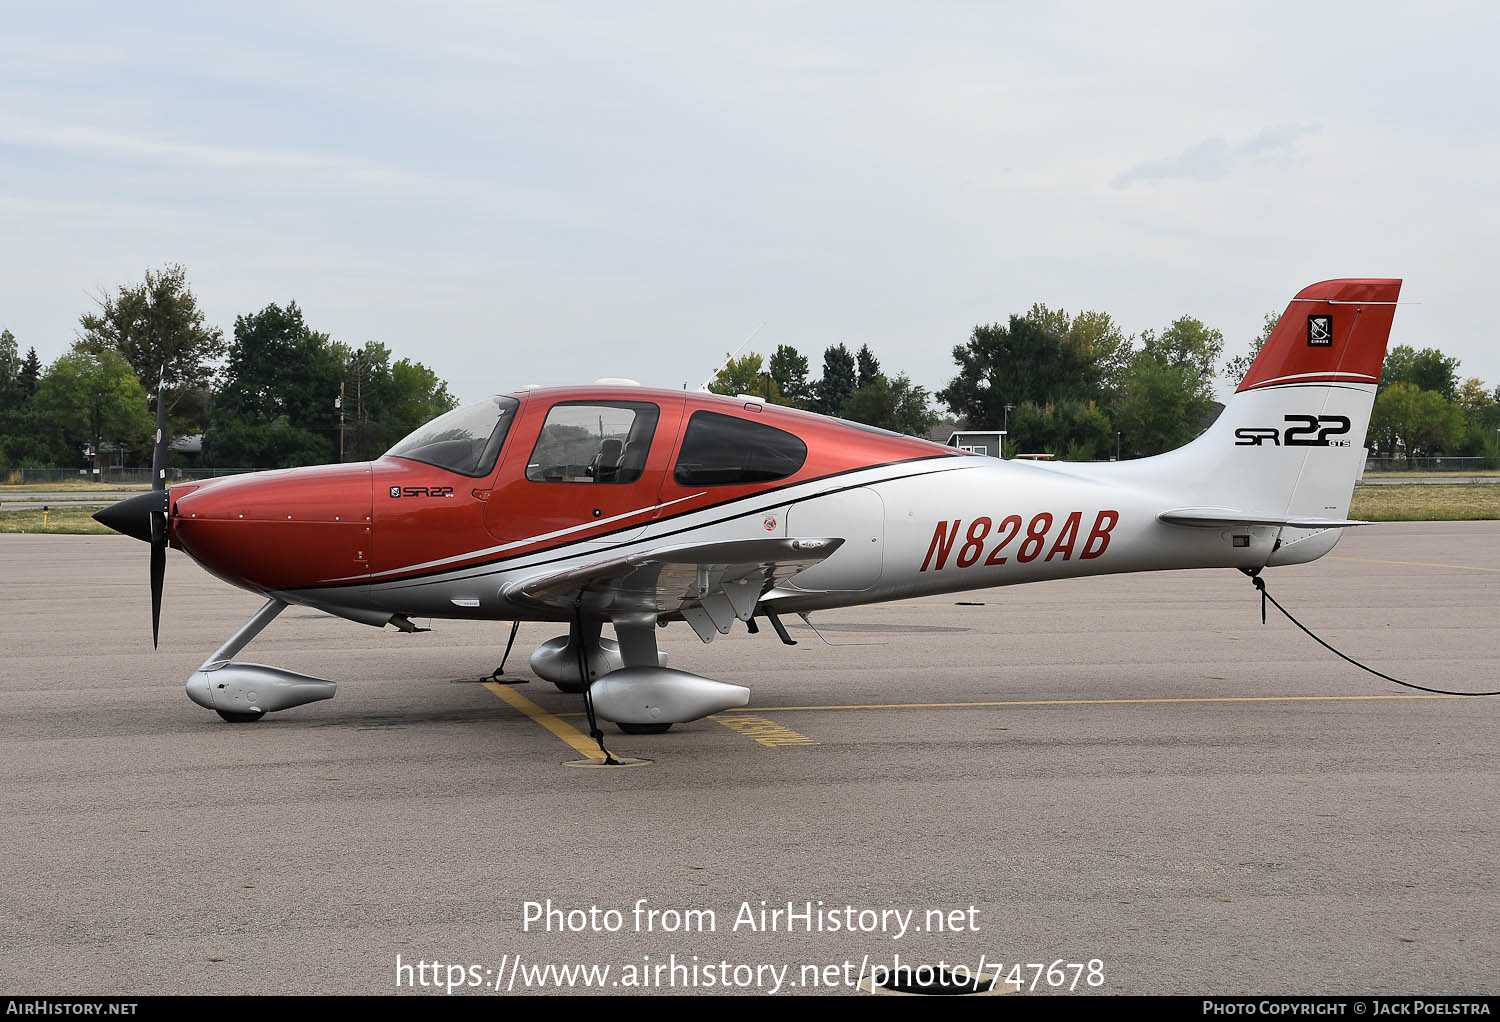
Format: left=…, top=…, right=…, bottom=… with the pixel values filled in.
left=698, top=321, right=766, bottom=392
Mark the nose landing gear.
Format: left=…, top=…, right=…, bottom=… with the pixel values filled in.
left=184, top=599, right=337, bottom=722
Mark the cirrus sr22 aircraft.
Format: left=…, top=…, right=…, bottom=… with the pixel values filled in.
left=96, top=278, right=1400, bottom=757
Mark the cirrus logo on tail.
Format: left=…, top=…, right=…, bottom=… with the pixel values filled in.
left=1307, top=314, right=1334, bottom=346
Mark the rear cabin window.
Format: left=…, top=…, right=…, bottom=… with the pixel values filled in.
left=673, top=411, right=807, bottom=486
left=526, top=401, right=660, bottom=484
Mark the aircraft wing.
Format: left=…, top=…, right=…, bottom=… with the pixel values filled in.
left=1157, top=507, right=1371, bottom=529
left=502, top=537, right=844, bottom=641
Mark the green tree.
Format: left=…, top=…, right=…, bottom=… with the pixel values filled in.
left=1223, top=311, right=1280, bottom=388
left=1116, top=356, right=1217, bottom=457
left=0, top=333, right=69, bottom=471
left=0, top=329, right=20, bottom=410
left=938, top=315, right=1092, bottom=429
left=340, top=341, right=382, bottom=460
left=216, top=303, right=344, bottom=424
left=343, top=341, right=458, bottom=460
left=707, top=352, right=773, bottom=399
left=1138, top=316, right=1224, bottom=384
left=810, top=344, right=857, bottom=416
left=1368, top=383, right=1465, bottom=464
left=855, top=344, right=881, bottom=388
left=34, top=349, right=153, bottom=467
left=19, top=345, right=41, bottom=396
left=206, top=302, right=345, bottom=467
left=0, top=402, right=75, bottom=471
left=208, top=313, right=456, bottom=469
left=886, top=374, right=941, bottom=437
left=204, top=415, right=334, bottom=468
left=0, top=331, right=30, bottom=471
left=1005, top=400, right=1116, bottom=460
left=381, top=358, right=460, bottom=443
left=1021, top=303, right=1071, bottom=339
left=76, top=264, right=225, bottom=431
left=1110, top=315, right=1224, bottom=456
left=840, top=372, right=939, bottom=436
left=1457, top=377, right=1491, bottom=417
left=1065, top=308, right=1132, bottom=401
left=1381, top=346, right=1460, bottom=400
left=18, top=346, right=42, bottom=400
left=767, top=344, right=811, bottom=406
left=1010, top=304, right=1135, bottom=401
left=1, top=337, right=86, bottom=472
left=1452, top=377, right=1498, bottom=457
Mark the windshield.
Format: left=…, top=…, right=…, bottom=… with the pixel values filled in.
left=385, top=395, right=520, bottom=477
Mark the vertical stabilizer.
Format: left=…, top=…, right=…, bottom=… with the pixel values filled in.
left=1130, top=278, right=1402, bottom=564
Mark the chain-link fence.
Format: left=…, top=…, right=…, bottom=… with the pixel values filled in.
left=1364, top=456, right=1492, bottom=472
left=4, top=467, right=259, bottom=485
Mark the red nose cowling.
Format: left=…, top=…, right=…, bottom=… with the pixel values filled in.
left=170, top=464, right=375, bottom=592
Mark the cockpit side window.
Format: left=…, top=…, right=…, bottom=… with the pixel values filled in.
left=672, top=410, right=807, bottom=486
left=526, top=402, right=660, bottom=484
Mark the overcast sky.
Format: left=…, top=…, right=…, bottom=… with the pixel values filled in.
left=4, top=1, right=1496, bottom=406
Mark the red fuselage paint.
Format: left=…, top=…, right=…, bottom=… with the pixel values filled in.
left=170, top=388, right=958, bottom=594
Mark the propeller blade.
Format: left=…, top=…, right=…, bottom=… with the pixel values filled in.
left=149, top=365, right=169, bottom=647
left=150, top=507, right=165, bottom=649
left=152, top=365, right=168, bottom=492
left=91, top=373, right=172, bottom=647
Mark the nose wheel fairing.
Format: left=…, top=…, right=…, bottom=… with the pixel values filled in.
left=186, top=662, right=337, bottom=718
left=183, top=598, right=337, bottom=722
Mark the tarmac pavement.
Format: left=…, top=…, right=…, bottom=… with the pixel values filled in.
left=2, top=524, right=1497, bottom=995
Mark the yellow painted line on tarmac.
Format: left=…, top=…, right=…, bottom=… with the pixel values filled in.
left=713, top=693, right=1463, bottom=713
left=709, top=713, right=819, bottom=748
left=1330, top=555, right=1500, bottom=573
left=483, top=681, right=606, bottom=760
left=485, top=685, right=819, bottom=751
left=554, top=692, right=1460, bottom=720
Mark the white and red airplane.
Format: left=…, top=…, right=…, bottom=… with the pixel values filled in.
left=96, top=278, right=1400, bottom=755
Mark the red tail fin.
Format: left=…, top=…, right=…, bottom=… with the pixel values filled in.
left=1237, top=278, right=1402, bottom=393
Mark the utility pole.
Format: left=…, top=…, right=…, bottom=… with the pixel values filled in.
left=337, top=382, right=345, bottom=463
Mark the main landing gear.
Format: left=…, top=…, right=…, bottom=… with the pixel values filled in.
left=527, top=611, right=750, bottom=739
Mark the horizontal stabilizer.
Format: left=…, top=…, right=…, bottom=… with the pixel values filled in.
left=1158, top=507, right=1371, bottom=529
